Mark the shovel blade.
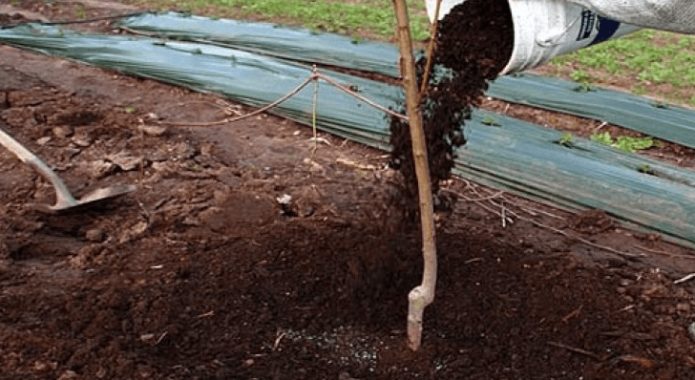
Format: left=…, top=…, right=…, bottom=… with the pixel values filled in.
left=33, top=184, right=137, bottom=214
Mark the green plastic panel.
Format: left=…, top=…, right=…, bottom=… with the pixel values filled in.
left=121, top=12, right=695, bottom=149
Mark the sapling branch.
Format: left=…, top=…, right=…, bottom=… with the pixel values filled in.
left=420, top=0, right=443, bottom=95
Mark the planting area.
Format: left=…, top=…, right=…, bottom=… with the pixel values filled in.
left=1, top=1, right=695, bottom=379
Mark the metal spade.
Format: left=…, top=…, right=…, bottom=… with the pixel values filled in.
left=0, top=125, right=135, bottom=213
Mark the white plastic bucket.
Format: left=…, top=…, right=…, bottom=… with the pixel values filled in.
left=425, top=0, right=640, bottom=74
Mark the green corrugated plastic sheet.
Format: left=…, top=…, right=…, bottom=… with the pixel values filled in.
left=120, top=12, right=695, bottom=149
left=490, top=74, right=695, bottom=149
left=1, top=24, right=694, bottom=246
left=120, top=12, right=399, bottom=77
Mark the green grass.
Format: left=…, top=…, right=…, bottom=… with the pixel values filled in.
left=590, top=131, right=656, bottom=153
left=549, top=30, right=695, bottom=107
left=125, top=0, right=695, bottom=106
left=126, top=0, right=430, bottom=40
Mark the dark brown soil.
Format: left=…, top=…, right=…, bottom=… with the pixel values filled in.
left=390, top=0, right=513, bottom=217
left=0, top=14, right=29, bottom=26
left=0, top=2, right=694, bottom=380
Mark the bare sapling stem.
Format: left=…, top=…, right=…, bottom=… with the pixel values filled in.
left=420, top=0, right=442, bottom=95
left=392, top=0, right=438, bottom=352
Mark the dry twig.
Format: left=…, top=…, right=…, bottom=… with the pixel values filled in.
left=153, top=70, right=407, bottom=128
left=674, top=273, right=695, bottom=285
left=635, top=244, right=695, bottom=260
left=156, top=75, right=316, bottom=127
left=561, top=305, right=583, bottom=323
left=443, top=188, right=512, bottom=225
left=316, top=73, right=407, bottom=121
left=547, top=341, right=601, bottom=360
left=445, top=185, right=639, bottom=259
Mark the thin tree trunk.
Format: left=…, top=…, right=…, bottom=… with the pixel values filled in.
left=392, top=0, right=438, bottom=352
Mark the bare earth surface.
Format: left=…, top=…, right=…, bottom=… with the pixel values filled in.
left=1, top=2, right=694, bottom=379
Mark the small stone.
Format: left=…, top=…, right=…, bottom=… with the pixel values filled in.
left=106, top=151, right=141, bottom=172
left=36, top=136, right=52, bottom=146
left=617, top=287, right=627, bottom=294
left=90, top=160, right=116, bottom=179
left=151, top=161, right=169, bottom=172
left=276, top=194, right=298, bottom=217
left=71, top=133, right=93, bottom=147
left=243, top=359, right=254, bottom=367
left=276, top=194, right=292, bottom=205
left=52, top=126, right=74, bottom=139
left=182, top=216, right=200, bottom=226
left=85, top=229, right=104, bottom=242
left=138, top=124, right=167, bottom=137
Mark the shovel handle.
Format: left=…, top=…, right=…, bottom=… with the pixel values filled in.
left=0, top=127, right=78, bottom=206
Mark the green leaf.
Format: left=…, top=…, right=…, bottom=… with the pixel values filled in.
left=481, top=116, right=501, bottom=127
left=638, top=164, right=655, bottom=174
left=613, top=136, right=655, bottom=153
left=570, top=69, right=591, bottom=83
left=590, top=131, right=613, bottom=145
left=572, top=83, right=595, bottom=93
left=557, top=132, right=574, bottom=146
left=590, top=132, right=654, bottom=153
